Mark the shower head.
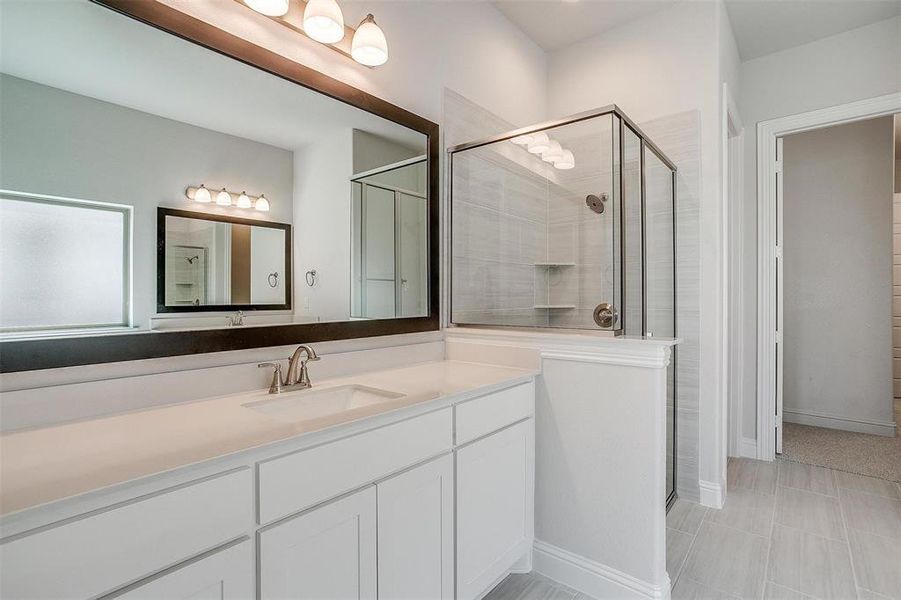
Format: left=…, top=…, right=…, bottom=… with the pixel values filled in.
left=585, top=193, right=607, bottom=214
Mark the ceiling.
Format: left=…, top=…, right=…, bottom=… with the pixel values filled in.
left=724, top=0, right=901, bottom=60
left=492, top=0, right=677, bottom=51
left=494, top=0, right=901, bottom=60
left=0, top=0, right=425, bottom=153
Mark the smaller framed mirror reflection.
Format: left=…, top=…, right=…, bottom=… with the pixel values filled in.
left=158, top=208, right=291, bottom=312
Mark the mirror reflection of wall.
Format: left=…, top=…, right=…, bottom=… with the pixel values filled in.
left=0, top=0, right=428, bottom=338
left=162, top=214, right=288, bottom=309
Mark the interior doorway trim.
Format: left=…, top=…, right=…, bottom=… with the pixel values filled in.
left=755, top=91, right=901, bottom=461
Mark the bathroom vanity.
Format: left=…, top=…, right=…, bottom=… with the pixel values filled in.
left=0, top=361, right=536, bottom=600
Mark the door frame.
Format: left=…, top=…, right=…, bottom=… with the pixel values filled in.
left=755, top=92, right=901, bottom=461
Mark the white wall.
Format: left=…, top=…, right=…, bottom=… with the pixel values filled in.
left=0, top=74, right=294, bottom=329
left=782, top=117, right=895, bottom=435
left=738, top=16, right=901, bottom=442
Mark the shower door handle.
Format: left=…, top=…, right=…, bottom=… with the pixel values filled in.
left=593, top=303, right=617, bottom=328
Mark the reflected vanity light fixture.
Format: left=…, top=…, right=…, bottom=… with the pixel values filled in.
left=236, top=0, right=389, bottom=67
left=554, top=149, right=575, bottom=170
left=542, top=140, right=563, bottom=163
left=527, top=132, right=550, bottom=154
left=186, top=186, right=270, bottom=211
left=512, top=131, right=574, bottom=170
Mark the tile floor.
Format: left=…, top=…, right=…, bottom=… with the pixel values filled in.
left=669, top=458, right=901, bottom=600
left=487, top=458, right=901, bottom=600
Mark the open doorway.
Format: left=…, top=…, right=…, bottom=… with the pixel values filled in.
left=758, top=105, right=901, bottom=482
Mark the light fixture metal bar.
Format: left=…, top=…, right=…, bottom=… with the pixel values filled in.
left=232, top=0, right=366, bottom=65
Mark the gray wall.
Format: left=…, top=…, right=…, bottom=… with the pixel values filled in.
left=0, top=74, right=294, bottom=329
left=783, top=116, right=895, bottom=433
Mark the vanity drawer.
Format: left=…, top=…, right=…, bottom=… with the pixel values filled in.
left=0, top=468, right=251, bottom=600
left=455, top=382, right=534, bottom=445
left=258, top=408, right=453, bottom=524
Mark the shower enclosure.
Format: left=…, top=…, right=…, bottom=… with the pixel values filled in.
left=448, top=105, right=678, bottom=507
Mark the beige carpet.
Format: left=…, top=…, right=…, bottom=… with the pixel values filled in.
left=781, top=422, right=901, bottom=483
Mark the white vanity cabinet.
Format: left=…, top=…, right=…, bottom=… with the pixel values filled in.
left=112, top=541, right=253, bottom=600
left=455, top=419, right=534, bottom=600
left=1, top=377, right=535, bottom=600
left=378, top=454, right=455, bottom=600
left=259, top=487, right=378, bottom=600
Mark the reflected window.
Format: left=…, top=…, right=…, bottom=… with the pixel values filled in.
left=0, top=191, right=131, bottom=334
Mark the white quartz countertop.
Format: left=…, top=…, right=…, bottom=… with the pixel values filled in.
left=0, top=360, right=536, bottom=517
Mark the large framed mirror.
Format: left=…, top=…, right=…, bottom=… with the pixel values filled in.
left=0, top=0, right=438, bottom=372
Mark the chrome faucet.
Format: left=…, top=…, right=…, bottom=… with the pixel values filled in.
left=258, top=344, right=320, bottom=394
left=226, top=310, right=245, bottom=327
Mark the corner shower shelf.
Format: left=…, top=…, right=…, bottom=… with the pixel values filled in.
left=534, top=262, right=576, bottom=267
left=533, top=304, right=576, bottom=309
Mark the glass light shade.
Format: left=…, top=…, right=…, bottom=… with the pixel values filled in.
left=216, top=188, right=232, bottom=206
left=510, top=134, right=532, bottom=146
left=244, top=0, right=289, bottom=17
left=255, top=194, right=271, bottom=212
left=236, top=192, right=253, bottom=209
left=555, top=149, right=575, bottom=170
left=527, top=132, right=550, bottom=154
left=304, top=0, right=345, bottom=44
left=542, top=140, right=563, bottom=163
left=193, top=185, right=212, bottom=203
left=352, top=15, right=388, bottom=66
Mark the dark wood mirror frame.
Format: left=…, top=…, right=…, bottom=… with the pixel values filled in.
left=0, top=0, right=440, bottom=373
left=157, top=208, right=293, bottom=313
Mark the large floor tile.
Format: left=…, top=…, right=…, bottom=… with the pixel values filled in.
left=840, top=488, right=901, bottom=540
left=767, top=524, right=857, bottom=600
left=667, top=528, right=695, bottom=582
left=848, top=528, right=901, bottom=599
left=833, top=471, right=901, bottom=500
left=764, top=582, right=815, bottom=599
left=671, top=577, right=739, bottom=600
left=775, top=486, right=846, bottom=541
left=704, top=488, right=775, bottom=536
left=778, top=461, right=837, bottom=496
left=681, top=521, right=767, bottom=599
left=668, top=499, right=708, bottom=535
left=728, top=457, right=777, bottom=495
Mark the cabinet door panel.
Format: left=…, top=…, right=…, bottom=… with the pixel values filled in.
left=456, top=420, right=533, bottom=600
left=378, top=454, right=454, bottom=600
left=114, top=541, right=252, bottom=600
left=259, top=487, right=376, bottom=600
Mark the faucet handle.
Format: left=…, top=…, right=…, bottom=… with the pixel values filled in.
left=258, top=362, right=284, bottom=394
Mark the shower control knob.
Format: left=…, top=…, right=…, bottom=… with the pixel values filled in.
left=593, top=303, right=617, bottom=328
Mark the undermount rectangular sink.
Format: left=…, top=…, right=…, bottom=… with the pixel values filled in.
left=243, top=385, right=405, bottom=423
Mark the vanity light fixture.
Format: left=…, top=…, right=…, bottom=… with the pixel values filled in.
left=234, top=0, right=389, bottom=67
left=303, top=0, right=345, bottom=44
left=555, top=149, right=575, bottom=170
left=236, top=192, right=253, bottom=209
left=216, top=188, right=233, bottom=206
left=527, top=132, right=550, bottom=154
left=510, top=134, right=533, bottom=146
left=351, top=14, right=388, bottom=67
left=254, top=194, right=271, bottom=212
left=243, top=0, right=289, bottom=17
left=193, top=184, right=212, bottom=203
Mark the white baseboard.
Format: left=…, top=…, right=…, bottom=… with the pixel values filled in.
left=783, top=409, right=897, bottom=437
left=532, top=540, right=670, bottom=600
left=698, top=480, right=724, bottom=509
left=740, top=437, right=757, bottom=458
